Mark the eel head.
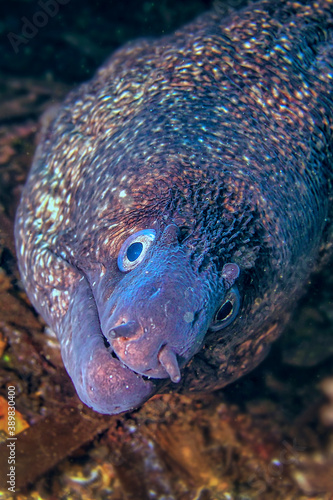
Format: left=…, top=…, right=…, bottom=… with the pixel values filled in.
left=60, top=224, right=240, bottom=414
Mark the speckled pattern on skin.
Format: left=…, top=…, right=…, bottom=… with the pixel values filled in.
left=15, top=0, right=333, bottom=414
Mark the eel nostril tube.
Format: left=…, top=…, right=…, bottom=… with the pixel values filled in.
left=158, top=345, right=181, bottom=383
left=108, top=320, right=138, bottom=339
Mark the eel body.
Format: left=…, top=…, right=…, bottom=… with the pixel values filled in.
left=15, top=0, right=333, bottom=414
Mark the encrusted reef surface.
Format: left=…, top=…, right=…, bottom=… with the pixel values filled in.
left=0, top=0, right=333, bottom=498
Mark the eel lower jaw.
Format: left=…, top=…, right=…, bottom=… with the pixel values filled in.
left=77, top=340, right=157, bottom=414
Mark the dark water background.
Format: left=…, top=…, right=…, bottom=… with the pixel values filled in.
left=2, top=0, right=214, bottom=82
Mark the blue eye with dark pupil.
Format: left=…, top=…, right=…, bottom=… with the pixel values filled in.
left=118, top=229, right=156, bottom=272
left=126, top=242, right=143, bottom=262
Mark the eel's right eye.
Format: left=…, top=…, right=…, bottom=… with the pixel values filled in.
left=209, top=286, right=241, bottom=331
left=117, top=229, right=156, bottom=272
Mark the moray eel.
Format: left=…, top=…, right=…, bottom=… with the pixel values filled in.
left=15, top=0, right=333, bottom=414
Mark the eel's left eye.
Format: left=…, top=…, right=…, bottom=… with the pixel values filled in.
left=209, top=286, right=240, bottom=332
left=118, top=229, right=156, bottom=272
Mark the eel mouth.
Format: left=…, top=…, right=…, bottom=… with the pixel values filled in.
left=61, top=278, right=158, bottom=415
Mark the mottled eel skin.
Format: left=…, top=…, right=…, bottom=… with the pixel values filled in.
left=15, top=0, right=333, bottom=414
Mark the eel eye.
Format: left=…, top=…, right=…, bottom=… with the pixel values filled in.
left=118, top=229, right=156, bottom=272
left=209, top=286, right=240, bottom=332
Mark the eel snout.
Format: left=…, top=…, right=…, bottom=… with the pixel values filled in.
left=107, top=320, right=181, bottom=383
left=98, top=249, right=218, bottom=387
